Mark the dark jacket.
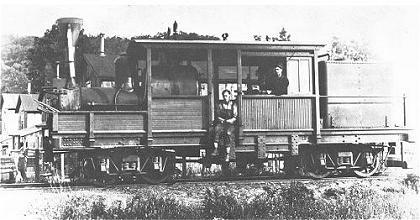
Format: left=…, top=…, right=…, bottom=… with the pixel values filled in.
left=268, top=76, right=289, bottom=95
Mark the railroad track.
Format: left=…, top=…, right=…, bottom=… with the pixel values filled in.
left=0, top=172, right=403, bottom=190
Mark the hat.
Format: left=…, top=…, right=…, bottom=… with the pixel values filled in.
left=275, top=63, right=284, bottom=68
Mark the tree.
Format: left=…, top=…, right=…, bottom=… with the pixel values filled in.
left=328, top=37, right=370, bottom=61
left=254, top=27, right=291, bottom=42
left=133, top=22, right=220, bottom=41
left=1, top=36, right=33, bottom=93
left=8, top=20, right=219, bottom=92
left=27, top=24, right=63, bottom=92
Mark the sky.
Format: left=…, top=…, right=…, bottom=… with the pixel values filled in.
left=1, top=2, right=419, bottom=64
left=1, top=1, right=420, bottom=131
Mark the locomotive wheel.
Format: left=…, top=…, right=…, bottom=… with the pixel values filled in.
left=353, top=151, right=381, bottom=178
left=139, top=149, right=175, bottom=184
left=302, top=151, right=331, bottom=179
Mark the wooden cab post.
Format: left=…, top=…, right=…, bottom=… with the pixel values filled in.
left=313, top=49, right=321, bottom=140
left=146, top=47, right=153, bottom=145
left=236, top=49, right=244, bottom=143
left=207, top=49, right=214, bottom=124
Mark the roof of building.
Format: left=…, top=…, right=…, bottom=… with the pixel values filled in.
left=83, top=54, right=118, bottom=79
left=8, top=126, right=42, bottom=137
left=1, top=93, right=20, bottom=110
left=16, top=94, right=40, bottom=113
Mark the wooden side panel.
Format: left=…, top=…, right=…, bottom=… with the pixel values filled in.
left=327, top=99, right=404, bottom=128
left=152, top=98, right=208, bottom=130
left=58, top=114, right=87, bottom=131
left=242, top=97, right=312, bottom=129
left=321, top=62, right=403, bottom=128
left=94, top=113, right=145, bottom=131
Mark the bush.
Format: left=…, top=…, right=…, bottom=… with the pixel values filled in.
left=122, top=193, right=199, bottom=219
left=61, top=194, right=106, bottom=219
left=202, top=187, right=243, bottom=219
left=275, top=181, right=318, bottom=218
left=318, top=183, right=405, bottom=219
left=39, top=180, right=418, bottom=219
left=403, top=173, right=419, bottom=193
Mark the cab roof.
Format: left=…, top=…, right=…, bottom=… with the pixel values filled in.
left=127, top=39, right=326, bottom=54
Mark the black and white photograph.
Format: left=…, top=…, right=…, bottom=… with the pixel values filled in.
left=1, top=0, right=419, bottom=219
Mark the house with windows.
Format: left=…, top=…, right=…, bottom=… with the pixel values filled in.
left=0, top=93, right=20, bottom=154
left=0, top=93, right=43, bottom=182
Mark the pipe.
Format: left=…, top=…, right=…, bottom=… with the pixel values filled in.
left=27, top=82, right=31, bottom=94
left=67, top=24, right=76, bottom=87
left=318, top=53, right=330, bottom=60
left=99, top=33, right=105, bottom=56
left=56, top=61, right=60, bottom=78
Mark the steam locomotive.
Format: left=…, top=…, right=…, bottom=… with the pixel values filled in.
left=38, top=18, right=414, bottom=184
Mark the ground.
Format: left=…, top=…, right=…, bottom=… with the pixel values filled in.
left=0, top=167, right=419, bottom=219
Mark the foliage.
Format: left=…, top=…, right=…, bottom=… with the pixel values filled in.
left=35, top=180, right=420, bottom=219
left=254, top=27, right=291, bottom=42
left=133, top=31, right=220, bottom=41
left=202, top=187, right=243, bottom=219
left=1, top=35, right=32, bottom=93
left=27, top=24, right=62, bottom=92
left=402, top=173, right=419, bottom=193
left=327, top=36, right=371, bottom=61
left=17, top=21, right=219, bottom=92
left=120, top=192, right=199, bottom=219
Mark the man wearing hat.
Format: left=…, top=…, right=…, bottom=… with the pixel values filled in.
left=267, top=63, right=289, bottom=95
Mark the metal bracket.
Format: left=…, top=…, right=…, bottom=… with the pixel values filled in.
left=289, top=134, right=299, bottom=156
left=256, top=136, right=266, bottom=159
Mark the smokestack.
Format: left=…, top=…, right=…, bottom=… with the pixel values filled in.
left=27, top=82, right=31, bottom=94
left=56, top=17, right=83, bottom=88
left=56, top=61, right=60, bottom=78
left=99, top=33, right=105, bottom=56
left=66, top=23, right=76, bottom=86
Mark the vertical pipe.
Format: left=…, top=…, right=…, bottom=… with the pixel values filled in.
left=146, top=48, right=153, bottom=145
left=56, top=61, right=60, bottom=78
left=313, top=50, right=321, bottom=140
left=207, top=49, right=214, bottom=124
left=99, top=33, right=105, bottom=56
left=89, top=112, right=95, bottom=145
left=403, top=93, right=406, bottom=127
left=61, top=153, right=65, bottom=181
left=27, top=83, right=31, bottom=94
left=66, top=24, right=76, bottom=87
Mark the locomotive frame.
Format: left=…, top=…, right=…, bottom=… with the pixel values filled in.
left=40, top=39, right=413, bottom=184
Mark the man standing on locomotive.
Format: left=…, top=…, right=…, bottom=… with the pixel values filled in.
left=212, top=90, right=238, bottom=162
left=266, top=63, right=289, bottom=95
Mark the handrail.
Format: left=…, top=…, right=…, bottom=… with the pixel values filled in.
left=242, top=95, right=405, bottom=98
left=243, top=95, right=316, bottom=99
left=58, top=110, right=148, bottom=114
left=152, top=95, right=206, bottom=99
left=319, top=95, right=405, bottom=98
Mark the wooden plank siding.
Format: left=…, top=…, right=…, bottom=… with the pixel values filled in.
left=57, top=113, right=87, bottom=131
left=242, top=96, right=313, bottom=130
left=54, top=111, right=147, bottom=148
left=93, top=112, right=145, bottom=131
left=57, top=112, right=146, bottom=132
left=152, top=97, right=208, bottom=130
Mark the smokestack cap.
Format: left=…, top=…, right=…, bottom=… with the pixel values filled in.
left=56, top=17, right=83, bottom=25
left=56, top=17, right=83, bottom=46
